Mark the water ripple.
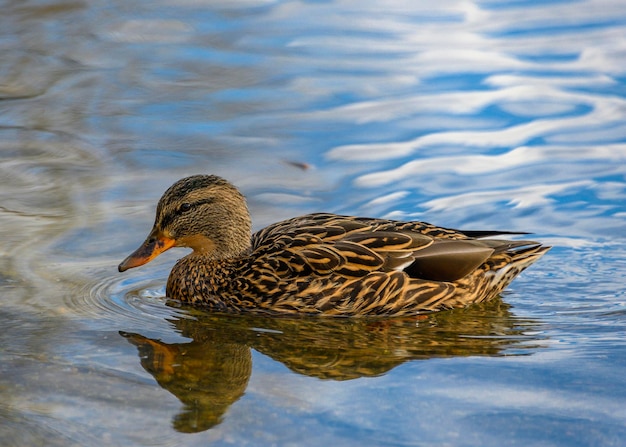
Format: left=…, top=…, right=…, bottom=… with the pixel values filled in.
left=72, top=267, right=185, bottom=331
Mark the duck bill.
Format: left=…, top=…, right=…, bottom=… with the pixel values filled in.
left=118, top=230, right=176, bottom=272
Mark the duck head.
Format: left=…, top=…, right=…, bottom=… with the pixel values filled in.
left=118, top=175, right=252, bottom=272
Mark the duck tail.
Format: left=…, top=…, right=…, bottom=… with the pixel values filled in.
left=452, top=241, right=550, bottom=308
left=485, top=241, right=551, bottom=296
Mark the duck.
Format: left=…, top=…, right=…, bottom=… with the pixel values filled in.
left=118, top=175, right=550, bottom=316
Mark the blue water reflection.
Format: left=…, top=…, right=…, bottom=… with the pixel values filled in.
left=1, top=0, right=626, bottom=446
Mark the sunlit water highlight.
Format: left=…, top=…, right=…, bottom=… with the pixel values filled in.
left=1, top=1, right=626, bottom=446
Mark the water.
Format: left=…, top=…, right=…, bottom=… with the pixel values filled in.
left=1, top=0, right=626, bottom=445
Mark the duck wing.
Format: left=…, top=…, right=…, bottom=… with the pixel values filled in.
left=251, top=213, right=504, bottom=282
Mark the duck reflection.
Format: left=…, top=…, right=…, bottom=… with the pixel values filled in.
left=121, top=298, right=541, bottom=433
left=120, top=330, right=251, bottom=433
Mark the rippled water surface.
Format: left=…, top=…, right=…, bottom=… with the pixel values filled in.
left=2, top=1, right=626, bottom=446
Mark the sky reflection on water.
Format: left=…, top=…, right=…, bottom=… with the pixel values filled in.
left=1, top=0, right=626, bottom=446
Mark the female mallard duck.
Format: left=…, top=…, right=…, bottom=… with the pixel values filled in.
left=119, top=175, right=549, bottom=316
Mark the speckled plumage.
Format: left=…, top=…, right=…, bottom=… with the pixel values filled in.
left=119, top=175, right=550, bottom=316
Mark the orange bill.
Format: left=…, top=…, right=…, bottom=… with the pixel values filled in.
left=118, top=230, right=175, bottom=272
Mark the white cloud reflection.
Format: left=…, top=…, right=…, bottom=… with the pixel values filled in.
left=254, top=0, right=626, bottom=239
left=355, top=144, right=626, bottom=187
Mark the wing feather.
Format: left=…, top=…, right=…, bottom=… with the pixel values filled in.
left=249, top=213, right=535, bottom=285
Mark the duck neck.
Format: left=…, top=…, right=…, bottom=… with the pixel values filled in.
left=193, top=214, right=252, bottom=261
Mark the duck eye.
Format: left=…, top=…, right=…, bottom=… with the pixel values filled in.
left=178, top=203, right=192, bottom=214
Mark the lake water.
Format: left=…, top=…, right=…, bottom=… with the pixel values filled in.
left=1, top=1, right=626, bottom=446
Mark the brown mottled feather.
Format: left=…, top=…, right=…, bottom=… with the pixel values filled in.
left=119, top=175, right=550, bottom=316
